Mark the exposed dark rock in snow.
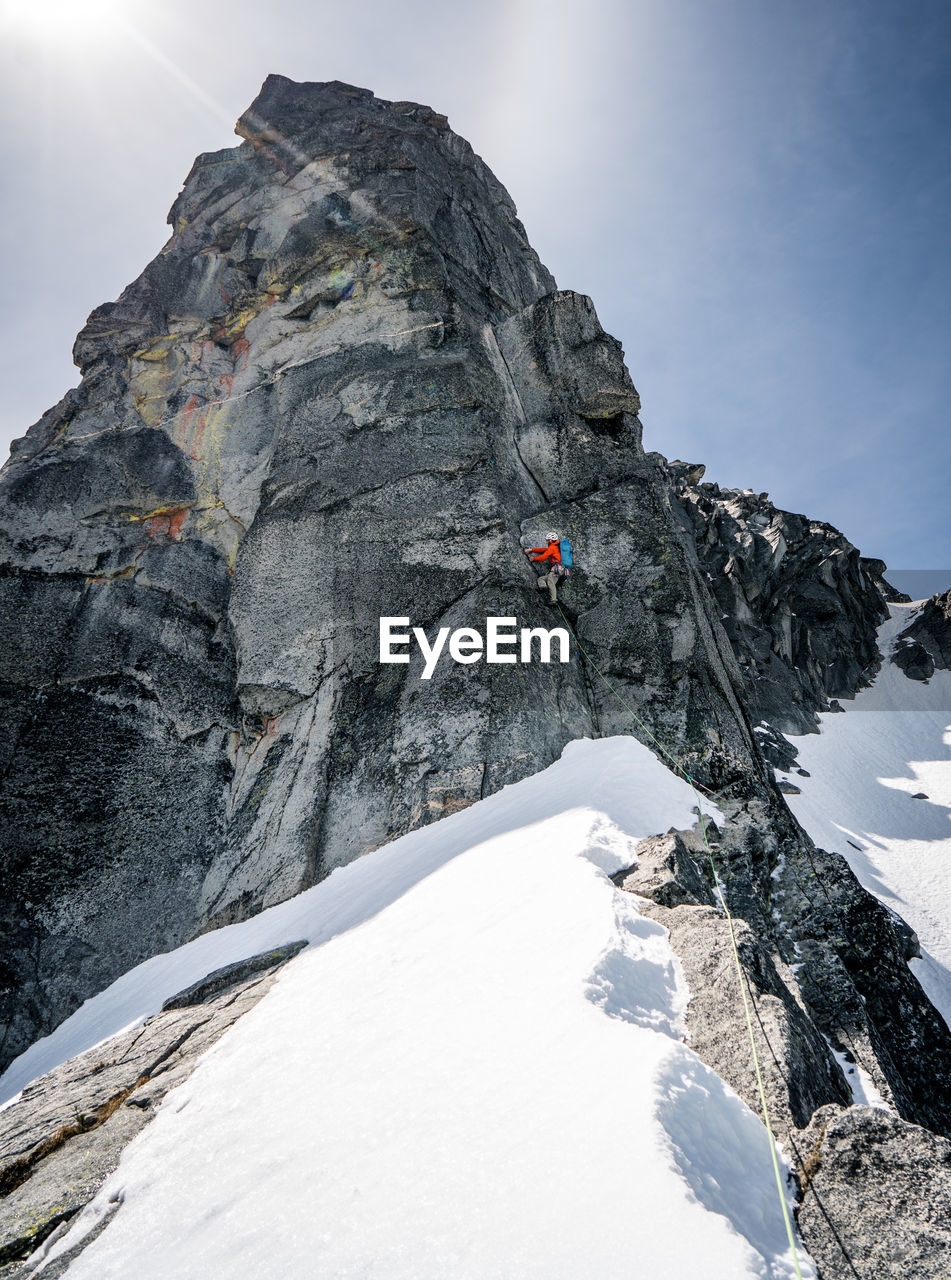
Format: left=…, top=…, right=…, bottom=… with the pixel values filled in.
left=772, top=830, right=951, bottom=1138
left=891, top=588, right=951, bottom=681
left=616, top=800, right=951, bottom=1277
left=612, top=831, right=715, bottom=909
left=638, top=890, right=852, bottom=1141
left=892, top=639, right=935, bottom=681
left=617, top=797, right=951, bottom=1148
left=699, top=792, right=951, bottom=1138
left=0, top=944, right=300, bottom=1273
left=160, top=939, right=306, bottom=1010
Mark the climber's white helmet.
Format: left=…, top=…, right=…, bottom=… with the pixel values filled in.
left=546, top=531, right=559, bottom=543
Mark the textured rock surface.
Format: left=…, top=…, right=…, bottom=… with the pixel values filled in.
left=892, top=588, right=951, bottom=681
left=616, top=800, right=951, bottom=1146
left=0, top=76, right=765, bottom=1066
left=617, top=807, right=951, bottom=1278
left=689, top=791, right=951, bottom=1138
left=797, top=1106, right=951, bottom=1280
left=671, top=472, right=894, bottom=738
left=636, top=892, right=852, bottom=1143
left=772, top=834, right=951, bottom=1136
left=612, top=831, right=715, bottom=909
left=0, top=944, right=304, bottom=1273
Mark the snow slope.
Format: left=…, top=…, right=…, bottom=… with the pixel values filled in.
left=15, top=737, right=812, bottom=1280
left=784, top=603, right=951, bottom=1027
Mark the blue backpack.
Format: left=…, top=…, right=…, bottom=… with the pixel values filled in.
left=559, top=539, right=574, bottom=567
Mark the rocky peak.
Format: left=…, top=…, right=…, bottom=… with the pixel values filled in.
left=69, top=77, right=553, bottom=390
left=671, top=471, right=893, bottom=743
left=0, top=77, right=753, bottom=1070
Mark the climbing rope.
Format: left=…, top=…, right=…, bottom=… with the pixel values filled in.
left=556, top=603, right=807, bottom=1280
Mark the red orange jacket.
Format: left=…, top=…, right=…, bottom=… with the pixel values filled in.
left=527, top=542, right=561, bottom=564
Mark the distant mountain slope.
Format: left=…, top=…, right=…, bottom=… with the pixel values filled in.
left=786, top=603, right=951, bottom=1025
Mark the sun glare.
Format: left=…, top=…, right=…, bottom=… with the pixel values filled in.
left=2, top=0, right=122, bottom=46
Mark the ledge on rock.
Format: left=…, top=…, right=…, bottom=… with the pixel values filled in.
left=161, top=940, right=308, bottom=1010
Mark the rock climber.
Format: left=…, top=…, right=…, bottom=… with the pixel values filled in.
left=525, top=532, right=570, bottom=605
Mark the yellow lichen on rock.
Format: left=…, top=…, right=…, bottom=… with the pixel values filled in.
left=130, top=341, right=185, bottom=427
left=213, top=298, right=272, bottom=347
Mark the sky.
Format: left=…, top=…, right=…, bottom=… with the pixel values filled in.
left=0, top=0, right=948, bottom=576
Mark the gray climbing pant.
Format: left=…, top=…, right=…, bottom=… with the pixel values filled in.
left=538, top=567, right=563, bottom=603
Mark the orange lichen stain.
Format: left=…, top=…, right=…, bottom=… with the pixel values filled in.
left=126, top=504, right=192, bottom=541
left=177, top=395, right=201, bottom=433
left=189, top=338, right=217, bottom=364
left=145, top=508, right=189, bottom=540
left=245, top=712, right=283, bottom=757
left=216, top=336, right=251, bottom=398
left=174, top=396, right=210, bottom=460
left=190, top=408, right=211, bottom=463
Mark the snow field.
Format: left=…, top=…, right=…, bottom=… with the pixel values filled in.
left=18, top=738, right=811, bottom=1279
left=784, top=604, right=951, bottom=1027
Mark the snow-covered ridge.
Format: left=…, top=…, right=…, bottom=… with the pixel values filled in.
left=9, top=738, right=811, bottom=1279
left=0, top=737, right=709, bottom=1108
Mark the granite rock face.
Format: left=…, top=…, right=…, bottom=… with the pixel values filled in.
left=618, top=804, right=951, bottom=1279
left=797, top=1106, right=951, bottom=1280
left=0, top=77, right=762, bottom=1069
